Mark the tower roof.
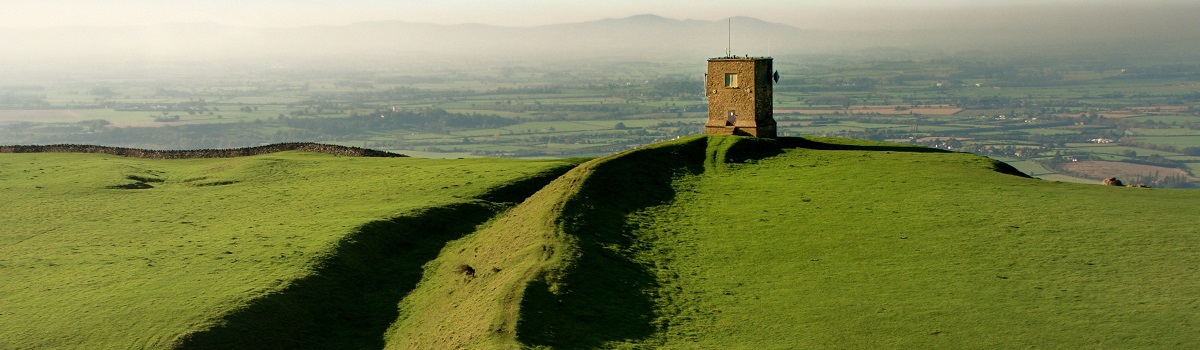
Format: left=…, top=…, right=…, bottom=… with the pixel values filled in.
left=708, top=56, right=773, bottom=61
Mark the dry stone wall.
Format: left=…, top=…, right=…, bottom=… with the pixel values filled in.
left=0, top=143, right=405, bottom=158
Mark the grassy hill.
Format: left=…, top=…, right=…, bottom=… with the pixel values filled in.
left=387, top=135, right=1200, bottom=349
left=0, top=151, right=576, bottom=349
left=4, top=136, right=1200, bottom=349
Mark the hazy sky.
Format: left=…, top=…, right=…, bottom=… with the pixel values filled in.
left=5, top=0, right=1194, bottom=30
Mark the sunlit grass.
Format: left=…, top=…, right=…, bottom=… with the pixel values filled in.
left=624, top=136, right=1200, bottom=348
left=0, top=151, right=574, bottom=349
left=4, top=135, right=1199, bottom=349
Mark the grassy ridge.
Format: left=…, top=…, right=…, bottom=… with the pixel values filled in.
left=4, top=136, right=1199, bottom=349
left=628, top=137, right=1200, bottom=348
left=0, top=152, right=575, bottom=349
left=513, top=136, right=710, bottom=348
left=382, top=136, right=708, bottom=349
left=385, top=134, right=1200, bottom=349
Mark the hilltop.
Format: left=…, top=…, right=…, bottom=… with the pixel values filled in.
left=386, top=135, right=1200, bottom=348
left=2, top=136, right=1199, bottom=349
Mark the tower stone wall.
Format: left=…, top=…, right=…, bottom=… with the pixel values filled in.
left=705, top=57, right=776, bottom=138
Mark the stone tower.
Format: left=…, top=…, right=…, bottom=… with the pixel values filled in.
left=704, top=57, right=776, bottom=137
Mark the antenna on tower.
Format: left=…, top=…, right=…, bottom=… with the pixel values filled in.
left=726, top=18, right=732, bottom=57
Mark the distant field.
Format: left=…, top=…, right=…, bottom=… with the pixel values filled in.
left=0, top=108, right=269, bottom=127
left=1067, top=144, right=1157, bottom=156
left=1002, top=159, right=1063, bottom=178
left=0, top=109, right=87, bottom=122
left=1131, top=128, right=1200, bottom=136
left=1060, top=160, right=1196, bottom=182
left=1134, top=135, right=1200, bottom=148
left=1131, top=106, right=1191, bottom=113
left=3, top=57, right=1198, bottom=164
left=1024, top=128, right=1080, bottom=135
left=1093, top=113, right=1141, bottom=118
left=779, top=105, right=962, bottom=115
left=1129, top=115, right=1200, bottom=124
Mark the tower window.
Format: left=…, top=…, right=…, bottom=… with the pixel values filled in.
left=725, top=73, right=738, bottom=88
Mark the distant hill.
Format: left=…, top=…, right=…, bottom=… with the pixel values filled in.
left=0, top=15, right=813, bottom=61
left=4, top=10, right=1199, bottom=64
left=3, top=135, right=1199, bottom=348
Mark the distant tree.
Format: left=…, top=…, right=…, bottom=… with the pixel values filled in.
left=614, top=122, right=627, bottom=130
left=83, top=119, right=110, bottom=132
left=89, top=86, right=116, bottom=98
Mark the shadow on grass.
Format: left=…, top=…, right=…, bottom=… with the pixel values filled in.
left=175, top=166, right=575, bottom=350
left=518, top=136, right=779, bottom=348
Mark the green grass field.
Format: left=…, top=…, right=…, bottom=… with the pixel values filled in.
left=378, top=135, right=1200, bottom=348
left=1134, top=136, right=1200, bottom=148
left=3, top=136, right=1200, bottom=349
left=624, top=137, right=1200, bottom=348
left=0, top=151, right=576, bottom=349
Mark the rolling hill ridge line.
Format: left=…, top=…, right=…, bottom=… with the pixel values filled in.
left=8, top=135, right=1197, bottom=348
left=0, top=142, right=405, bottom=158
left=116, top=135, right=1032, bottom=348
left=382, top=135, right=1033, bottom=348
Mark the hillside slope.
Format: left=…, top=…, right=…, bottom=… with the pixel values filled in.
left=0, top=151, right=576, bottom=349
left=384, top=133, right=709, bottom=349
left=4, top=137, right=1199, bottom=349
left=389, top=135, right=1200, bottom=349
